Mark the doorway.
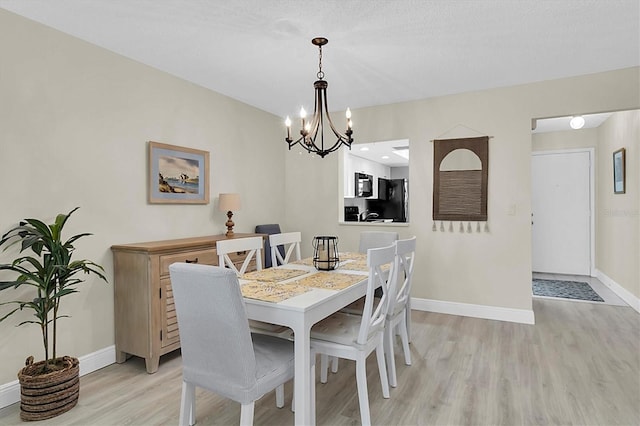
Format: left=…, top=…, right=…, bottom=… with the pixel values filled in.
left=531, top=149, right=594, bottom=275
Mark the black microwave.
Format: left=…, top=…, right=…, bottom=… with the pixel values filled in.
left=355, top=173, right=373, bottom=197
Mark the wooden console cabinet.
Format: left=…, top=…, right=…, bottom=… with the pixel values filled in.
left=111, top=233, right=264, bottom=373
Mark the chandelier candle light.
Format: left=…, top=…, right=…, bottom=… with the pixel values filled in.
left=285, top=37, right=353, bottom=158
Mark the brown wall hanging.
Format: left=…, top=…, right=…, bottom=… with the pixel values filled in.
left=433, top=136, right=488, bottom=221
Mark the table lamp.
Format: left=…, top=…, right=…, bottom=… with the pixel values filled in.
left=218, top=193, right=241, bottom=237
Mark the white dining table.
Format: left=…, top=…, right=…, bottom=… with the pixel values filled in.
left=240, top=261, right=369, bottom=426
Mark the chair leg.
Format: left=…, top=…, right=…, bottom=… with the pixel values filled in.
left=330, top=356, right=339, bottom=373
left=355, top=354, right=372, bottom=426
left=240, top=402, right=255, bottom=426
left=399, top=316, right=412, bottom=366
left=276, top=384, right=285, bottom=408
left=320, top=353, right=329, bottom=384
left=376, top=339, right=390, bottom=398
left=179, top=381, right=196, bottom=426
left=384, top=325, right=397, bottom=388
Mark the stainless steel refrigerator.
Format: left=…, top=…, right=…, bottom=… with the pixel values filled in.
left=366, top=178, right=408, bottom=222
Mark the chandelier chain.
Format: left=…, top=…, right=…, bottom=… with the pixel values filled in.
left=317, top=44, right=324, bottom=80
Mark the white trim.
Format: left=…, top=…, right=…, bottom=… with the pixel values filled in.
left=596, top=269, right=640, bottom=314
left=532, top=148, right=596, bottom=276
left=411, top=297, right=535, bottom=325
left=0, top=345, right=116, bottom=409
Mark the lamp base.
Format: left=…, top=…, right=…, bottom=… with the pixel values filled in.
left=225, top=211, right=235, bottom=237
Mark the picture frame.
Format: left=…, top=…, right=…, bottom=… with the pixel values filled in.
left=148, top=141, right=210, bottom=204
left=613, top=147, right=626, bottom=194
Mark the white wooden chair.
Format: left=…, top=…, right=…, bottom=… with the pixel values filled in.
left=169, top=263, right=295, bottom=426
left=358, top=231, right=399, bottom=253
left=311, top=244, right=397, bottom=425
left=269, top=232, right=302, bottom=266
left=328, top=231, right=400, bottom=375
left=216, top=236, right=263, bottom=276
left=384, top=236, right=416, bottom=387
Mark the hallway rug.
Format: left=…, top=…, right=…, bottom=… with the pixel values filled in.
left=533, top=279, right=604, bottom=302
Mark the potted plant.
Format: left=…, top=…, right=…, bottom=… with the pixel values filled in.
left=0, top=207, right=107, bottom=421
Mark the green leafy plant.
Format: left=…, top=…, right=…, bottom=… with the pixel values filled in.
left=0, top=207, right=107, bottom=373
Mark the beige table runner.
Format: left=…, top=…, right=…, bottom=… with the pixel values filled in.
left=290, top=271, right=364, bottom=290
left=240, top=281, right=311, bottom=303
left=241, top=268, right=309, bottom=282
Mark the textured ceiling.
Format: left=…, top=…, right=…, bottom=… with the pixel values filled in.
left=1, top=0, right=639, bottom=120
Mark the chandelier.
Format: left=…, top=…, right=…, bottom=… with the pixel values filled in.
left=285, top=37, right=353, bottom=158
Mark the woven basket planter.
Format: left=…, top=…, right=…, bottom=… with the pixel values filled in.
left=18, top=356, right=80, bottom=421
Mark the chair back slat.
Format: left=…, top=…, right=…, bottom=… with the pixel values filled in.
left=269, top=232, right=302, bottom=266
left=392, top=237, right=416, bottom=316
left=357, top=244, right=397, bottom=345
left=216, top=237, right=263, bottom=276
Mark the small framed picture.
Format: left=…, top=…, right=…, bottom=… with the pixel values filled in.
left=148, top=141, right=210, bottom=204
left=613, top=148, right=626, bottom=194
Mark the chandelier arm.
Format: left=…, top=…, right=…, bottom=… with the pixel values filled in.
left=321, top=90, right=353, bottom=144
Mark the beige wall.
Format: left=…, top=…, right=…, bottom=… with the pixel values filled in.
left=2, top=8, right=640, bottom=388
left=0, top=10, right=284, bottom=384
left=284, top=69, right=640, bottom=315
left=532, top=127, right=598, bottom=152
left=596, top=111, right=640, bottom=298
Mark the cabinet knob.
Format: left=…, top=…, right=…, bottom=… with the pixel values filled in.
left=185, top=258, right=199, bottom=264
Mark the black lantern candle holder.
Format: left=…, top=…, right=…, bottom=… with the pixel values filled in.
left=312, top=236, right=340, bottom=270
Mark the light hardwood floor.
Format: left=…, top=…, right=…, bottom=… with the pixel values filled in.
left=1, top=299, right=638, bottom=425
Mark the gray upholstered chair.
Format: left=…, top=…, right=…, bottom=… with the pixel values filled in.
left=384, top=236, right=416, bottom=388
left=255, top=224, right=284, bottom=268
left=169, top=263, right=295, bottom=426
left=311, top=245, right=397, bottom=425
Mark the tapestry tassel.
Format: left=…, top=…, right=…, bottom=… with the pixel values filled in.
left=440, top=221, right=445, bottom=232
left=432, top=221, right=437, bottom=232
left=448, top=221, right=454, bottom=232
left=459, top=222, right=464, bottom=233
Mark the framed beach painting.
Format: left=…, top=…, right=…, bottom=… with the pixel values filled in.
left=148, top=141, right=210, bottom=204
left=613, top=148, right=625, bottom=194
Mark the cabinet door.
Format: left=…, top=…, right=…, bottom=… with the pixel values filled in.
left=160, top=277, right=180, bottom=348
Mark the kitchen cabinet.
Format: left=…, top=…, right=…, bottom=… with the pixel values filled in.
left=343, top=150, right=391, bottom=198
left=111, top=233, right=265, bottom=373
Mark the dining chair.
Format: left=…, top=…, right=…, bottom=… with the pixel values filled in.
left=269, top=232, right=302, bottom=266
left=255, top=224, right=284, bottom=268
left=324, top=231, right=400, bottom=377
left=216, top=236, right=264, bottom=276
left=358, top=231, right=399, bottom=253
left=217, top=236, right=290, bottom=338
left=384, top=236, right=416, bottom=388
left=169, top=263, right=295, bottom=426
left=310, top=244, right=397, bottom=426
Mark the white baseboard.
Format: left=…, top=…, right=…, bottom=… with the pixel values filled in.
left=596, top=269, right=640, bottom=314
left=411, top=297, right=535, bottom=325
left=0, top=345, right=116, bottom=410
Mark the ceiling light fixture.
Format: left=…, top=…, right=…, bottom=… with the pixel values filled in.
left=285, top=37, right=353, bottom=158
left=569, top=115, right=585, bottom=129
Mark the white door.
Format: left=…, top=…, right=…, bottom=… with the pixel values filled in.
left=531, top=151, right=591, bottom=275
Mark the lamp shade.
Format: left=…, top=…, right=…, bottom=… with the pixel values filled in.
left=218, top=193, right=241, bottom=212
